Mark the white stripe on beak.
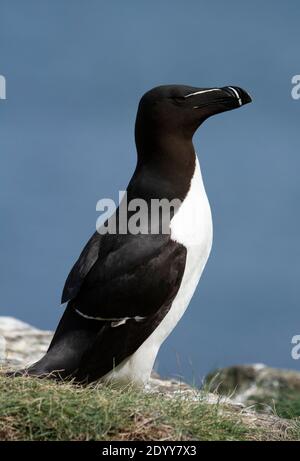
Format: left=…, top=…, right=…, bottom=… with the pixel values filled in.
left=228, top=87, right=242, bottom=106
left=184, top=88, right=222, bottom=99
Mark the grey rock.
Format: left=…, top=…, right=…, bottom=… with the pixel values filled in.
left=206, top=364, right=300, bottom=408
left=0, top=316, right=53, bottom=368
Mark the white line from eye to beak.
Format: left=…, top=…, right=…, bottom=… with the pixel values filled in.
left=228, top=86, right=242, bottom=106
left=184, top=88, right=222, bottom=99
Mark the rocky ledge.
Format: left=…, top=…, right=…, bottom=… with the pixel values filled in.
left=0, top=316, right=53, bottom=368
left=0, top=316, right=239, bottom=402
left=1, top=316, right=300, bottom=403
left=1, top=316, right=300, bottom=440
left=207, top=363, right=300, bottom=410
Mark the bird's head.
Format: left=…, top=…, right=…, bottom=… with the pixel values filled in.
left=135, top=84, right=252, bottom=142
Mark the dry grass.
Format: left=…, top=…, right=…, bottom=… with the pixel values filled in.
left=0, top=373, right=299, bottom=441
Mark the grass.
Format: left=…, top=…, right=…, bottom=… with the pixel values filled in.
left=206, top=365, right=300, bottom=422
left=251, top=390, right=300, bottom=420
left=275, top=391, right=300, bottom=419
left=0, top=374, right=299, bottom=441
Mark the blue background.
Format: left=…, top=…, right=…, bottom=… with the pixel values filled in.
left=0, top=0, right=299, bottom=383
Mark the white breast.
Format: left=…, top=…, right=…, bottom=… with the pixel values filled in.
left=103, top=155, right=213, bottom=385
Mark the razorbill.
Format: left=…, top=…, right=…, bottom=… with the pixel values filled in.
left=14, top=84, right=251, bottom=385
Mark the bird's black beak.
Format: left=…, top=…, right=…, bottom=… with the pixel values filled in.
left=184, top=85, right=252, bottom=119
left=221, top=86, right=252, bottom=106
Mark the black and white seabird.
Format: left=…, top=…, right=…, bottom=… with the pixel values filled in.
left=17, top=84, right=251, bottom=385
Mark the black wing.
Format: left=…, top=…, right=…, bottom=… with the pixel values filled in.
left=61, top=231, right=102, bottom=304
left=35, top=233, right=187, bottom=382
left=73, top=233, right=186, bottom=382
left=72, top=232, right=186, bottom=320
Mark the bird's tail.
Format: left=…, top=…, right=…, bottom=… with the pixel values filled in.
left=5, top=303, right=103, bottom=381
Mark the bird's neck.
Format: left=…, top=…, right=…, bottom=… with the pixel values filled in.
left=131, top=132, right=197, bottom=202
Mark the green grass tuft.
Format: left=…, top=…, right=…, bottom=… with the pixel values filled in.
left=251, top=390, right=300, bottom=420
left=0, top=375, right=298, bottom=441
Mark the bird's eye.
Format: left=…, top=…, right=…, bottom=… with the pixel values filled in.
left=172, top=96, right=185, bottom=105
